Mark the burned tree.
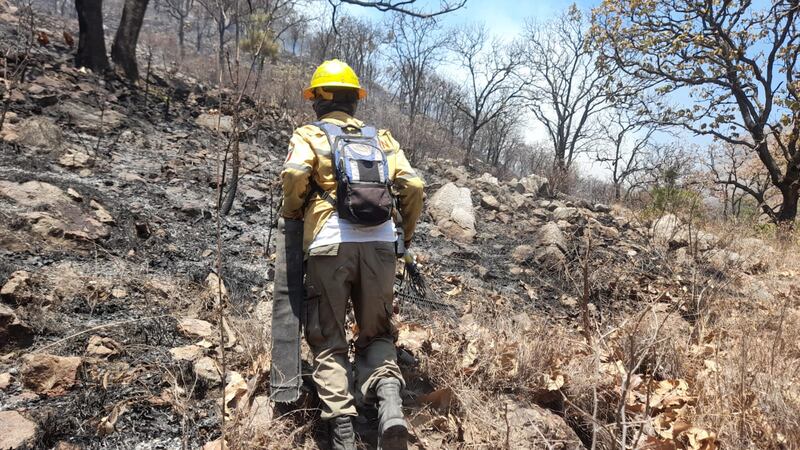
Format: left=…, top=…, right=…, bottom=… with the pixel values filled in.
left=449, top=24, right=526, bottom=167
left=111, top=0, right=151, bottom=80
left=164, top=0, right=194, bottom=60
left=74, top=0, right=108, bottom=72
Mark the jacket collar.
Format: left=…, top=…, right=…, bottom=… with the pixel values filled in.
left=319, top=111, right=364, bottom=128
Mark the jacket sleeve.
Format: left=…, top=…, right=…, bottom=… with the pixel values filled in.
left=384, top=133, right=424, bottom=245
left=280, top=129, right=316, bottom=220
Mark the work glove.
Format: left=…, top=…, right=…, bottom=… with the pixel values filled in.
left=402, top=248, right=417, bottom=265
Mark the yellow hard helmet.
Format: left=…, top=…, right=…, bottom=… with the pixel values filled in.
left=303, top=59, right=367, bottom=100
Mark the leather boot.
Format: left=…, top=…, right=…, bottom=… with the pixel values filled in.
left=329, top=416, right=356, bottom=450
left=376, top=378, right=408, bottom=450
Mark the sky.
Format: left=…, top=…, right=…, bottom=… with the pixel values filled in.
left=332, top=0, right=699, bottom=180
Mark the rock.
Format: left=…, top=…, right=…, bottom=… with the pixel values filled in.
left=444, top=166, right=468, bottom=183
left=20, top=353, right=82, bottom=395
left=534, top=245, right=566, bottom=268
left=247, top=395, right=273, bottom=428
left=205, top=273, right=228, bottom=306
left=428, top=183, right=476, bottom=243
left=476, top=172, right=499, bottom=186
left=194, top=356, right=221, bottom=385
left=593, top=203, right=612, bottom=213
left=536, top=223, right=567, bottom=252
left=552, top=206, right=580, bottom=222
left=515, top=174, right=550, bottom=196
left=85, top=335, right=122, bottom=358
left=178, top=317, right=215, bottom=340
left=0, top=372, right=10, bottom=390
left=13, top=116, right=63, bottom=148
left=58, top=101, right=124, bottom=131
left=201, top=439, right=228, bottom=450
left=179, top=200, right=212, bottom=219
left=196, top=113, right=234, bottom=133
left=89, top=200, right=115, bottom=225
left=1, top=270, right=31, bottom=302
left=66, top=188, right=83, bottom=202
left=0, top=304, right=33, bottom=349
left=670, top=229, right=718, bottom=251
left=0, top=411, right=38, bottom=449
left=730, top=237, right=775, bottom=274
left=58, top=150, right=94, bottom=169
left=480, top=195, right=500, bottom=211
left=0, top=181, right=111, bottom=243
left=707, top=249, right=741, bottom=272
left=504, top=403, right=582, bottom=448
left=511, top=244, right=536, bottom=263
left=650, top=214, right=680, bottom=245
left=169, top=344, right=205, bottom=362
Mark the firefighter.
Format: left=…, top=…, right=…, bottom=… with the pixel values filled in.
left=280, top=59, right=424, bottom=450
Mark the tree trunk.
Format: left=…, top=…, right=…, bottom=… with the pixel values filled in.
left=463, top=127, right=477, bottom=167
left=177, top=15, right=185, bottom=61
left=74, top=0, right=108, bottom=72
left=111, top=0, right=150, bottom=80
left=217, top=24, right=225, bottom=76
left=777, top=186, right=799, bottom=224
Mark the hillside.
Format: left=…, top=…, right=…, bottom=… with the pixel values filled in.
left=1, top=7, right=799, bottom=450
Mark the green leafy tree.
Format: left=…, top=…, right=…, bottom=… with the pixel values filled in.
left=592, top=0, right=800, bottom=224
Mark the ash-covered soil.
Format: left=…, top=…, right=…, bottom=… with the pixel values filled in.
left=1, top=7, right=790, bottom=450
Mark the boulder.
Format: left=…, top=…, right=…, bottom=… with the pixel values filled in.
left=650, top=214, right=680, bottom=245
left=196, top=113, right=234, bottom=133
left=476, top=172, right=499, bottom=186
left=707, top=249, right=741, bottom=272
left=504, top=403, right=582, bottom=449
left=534, top=246, right=566, bottom=268
left=13, top=116, right=63, bottom=148
left=0, top=411, right=38, bottom=449
left=428, top=183, right=476, bottom=243
left=730, top=237, right=775, bottom=274
left=57, top=101, right=124, bottom=131
left=670, top=229, right=718, bottom=252
left=515, top=174, right=549, bottom=196
left=0, top=180, right=111, bottom=243
left=536, top=223, right=567, bottom=252
left=0, top=304, right=33, bottom=349
left=20, top=354, right=82, bottom=395
left=552, top=206, right=580, bottom=222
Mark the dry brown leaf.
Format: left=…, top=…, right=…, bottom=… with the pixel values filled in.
left=417, top=387, right=456, bottom=411
left=396, top=322, right=430, bottom=352
left=682, top=427, right=718, bottom=450
left=223, top=371, right=249, bottom=419
left=445, top=285, right=462, bottom=296
left=96, top=402, right=128, bottom=436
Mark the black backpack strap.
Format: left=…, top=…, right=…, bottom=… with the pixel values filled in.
left=302, top=179, right=335, bottom=210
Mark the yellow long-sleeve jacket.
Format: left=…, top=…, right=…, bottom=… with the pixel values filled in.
left=280, top=111, right=425, bottom=252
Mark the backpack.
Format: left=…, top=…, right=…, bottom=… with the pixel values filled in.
left=309, top=122, right=394, bottom=226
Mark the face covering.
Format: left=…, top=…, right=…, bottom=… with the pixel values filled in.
left=312, top=88, right=359, bottom=119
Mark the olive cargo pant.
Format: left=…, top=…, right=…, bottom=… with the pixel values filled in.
left=304, top=241, right=404, bottom=419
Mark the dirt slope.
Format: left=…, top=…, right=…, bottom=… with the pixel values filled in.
left=1, top=7, right=798, bottom=450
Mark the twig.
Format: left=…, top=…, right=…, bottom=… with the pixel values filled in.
left=33, top=315, right=170, bottom=353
